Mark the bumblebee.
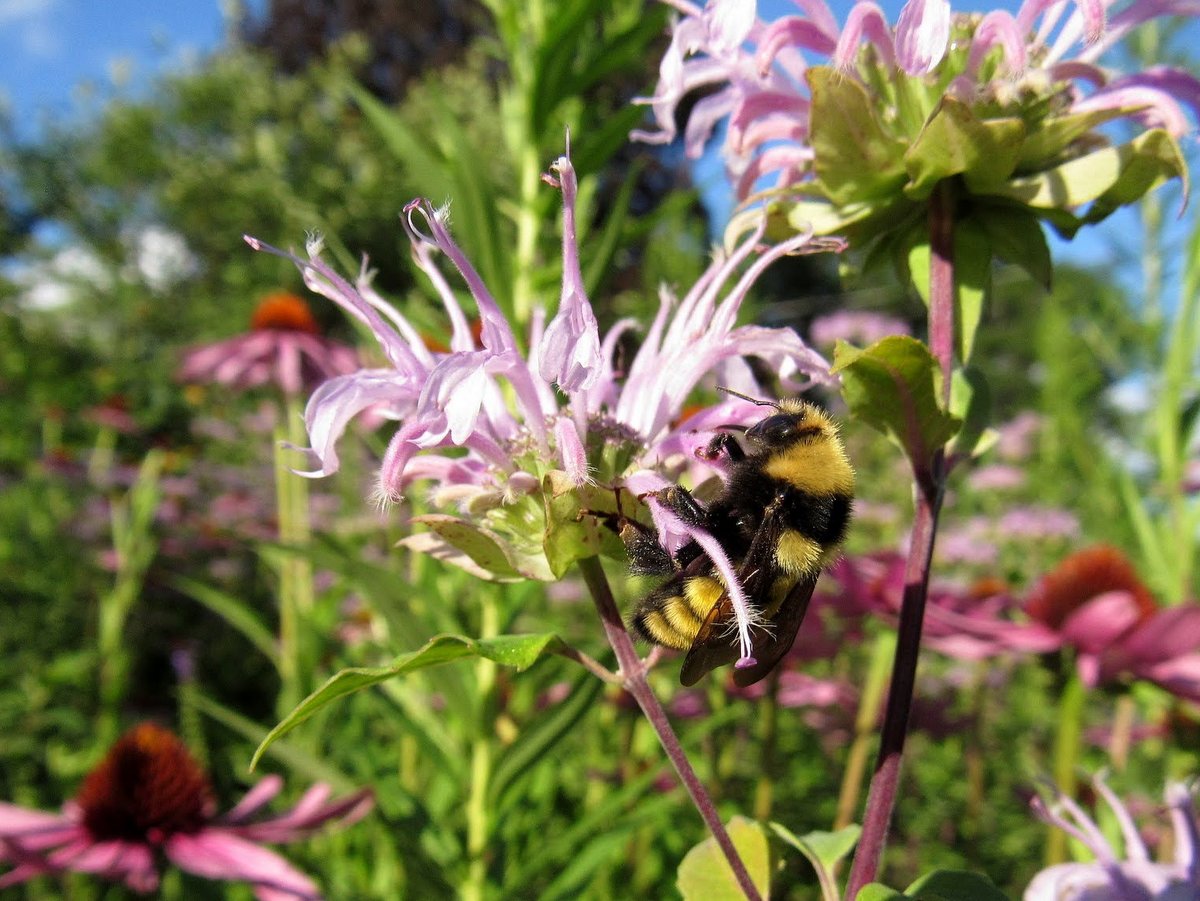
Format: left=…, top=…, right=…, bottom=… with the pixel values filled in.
left=626, top=391, right=854, bottom=687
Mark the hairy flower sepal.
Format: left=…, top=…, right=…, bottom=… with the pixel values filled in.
left=400, top=474, right=642, bottom=582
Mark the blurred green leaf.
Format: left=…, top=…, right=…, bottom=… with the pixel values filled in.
left=173, top=575, right=279, bottom=668
left=677, top=816, right=772, bottom=901
left=905, top=869, right=1011, bottom=900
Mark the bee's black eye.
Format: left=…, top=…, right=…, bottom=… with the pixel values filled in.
left=746, top=414, right=799, bottom=447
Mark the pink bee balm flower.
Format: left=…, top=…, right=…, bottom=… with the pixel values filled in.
left=1026, top=774, right=1200, bottom=900
left=179, top=291, right=360, bottom=396
left=244, top=146, right=840, bottom=600
left=636, top=0, right=1199, bottom=223
left=0, top=723, right=373, bottom=899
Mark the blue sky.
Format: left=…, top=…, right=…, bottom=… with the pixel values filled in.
left=1, top=0, right=1193, bottom=304
left=0, top=0, right=246, bottom=136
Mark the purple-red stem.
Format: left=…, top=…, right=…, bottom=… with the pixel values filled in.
left=578, top=555, right=763, bottom=901
left=844, top=184, right=955, bottom=899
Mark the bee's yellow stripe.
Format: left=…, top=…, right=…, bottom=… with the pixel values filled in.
left=764, top=441, right=855, bottom=496
left=683, top=576, right=724, bottom=620
left=775, top=530, right=824, bottom=577
left=639, top=608, right=694, bottom=650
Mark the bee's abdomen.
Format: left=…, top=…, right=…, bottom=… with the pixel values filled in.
left=630, top=575, right=722, bottom=650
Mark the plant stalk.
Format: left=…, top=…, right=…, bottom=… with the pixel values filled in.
left=578, top=556, right=762, bottom=901
left=845, top=184, right=955, bottom=898
left=464, top=594, right=500, bottom=901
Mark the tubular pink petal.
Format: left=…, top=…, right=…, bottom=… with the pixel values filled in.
left=404, top=200, right=520, bottom=358
left=301, top=371, right=410, bottom=477
left=682, top=89, right=737, bottom=159
left=166, top=831, right=320, bottom=900
left=408, top=237, right=476, bottom=354
left=1073, top=84, right=1193, bottom=137
left=1092, top=774, right=1151, bottom=864
left=967, top=11, right=1026, bottom=77
left=895, top=0, right=951, bottom=75
left=833, top=3, right=896, bottom=72
left=1166, top=783, right=1200, bottom=878
left=755, top=16, right=837, bottom=75
left=538, top=154, right=603, bottom=393
left=555, top=418, right=591, bottom=485
left=705, top=0, right=756, bottom=54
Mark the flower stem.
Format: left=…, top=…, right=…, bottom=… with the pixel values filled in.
left=464, top=594, right=500, bottom=901
left=273, top=397, right=313, bottom=712
left=834, top=632, right=894, bottom=831
left=577, top=556, right=762, bottom=901
left=845, top=184, right=955, bottom=898
left=1046, top=669, right=1086, bottom=865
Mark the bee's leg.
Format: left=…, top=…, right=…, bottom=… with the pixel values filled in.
left=619, top=519, right=676, bottom=574
left=653, top=485, right=711, bottom=529
left=700, top=432, right=746, bottom=464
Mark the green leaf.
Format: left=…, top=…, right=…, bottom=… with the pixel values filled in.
left=771, top=822, right=860, bottom=901
left=251, top=633, right=565, bottom=769
left=491, top=671, right=606, bottom=810
left=975, top=204, right=1051, bottom=289
left=946, top=367, right=993, bottom=462
left=855, top=886, right=910, bottom=901
left=406, top=514, right=527, bottom=580
left=905, top=869, right=1011, bottom=901
left=986, top=129, right=1185, bottom=223
left=832, top=336, right=961, bottom=474
left=1015, top=106, right=1131, bottom=170
left=807, top=67, right=908, bottom=206
left=953, top=218, right=991, bottom=364
left=677, top=816, right=773, bottom=901
left=904, top=98, right=1025, bottom=199
left=172, top=576, right=278, bottom=668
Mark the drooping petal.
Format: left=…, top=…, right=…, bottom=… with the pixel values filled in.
left=299, top=371, right=411, bottom=477
left=219, top=776, right=285, bottom=825
left=229, top=787, right=374, bottom=845
left=705, top=0, right=756, bottom=54
left=166, top=830, right=320, bottom=900
left=832, top=2, right=896, bottom=71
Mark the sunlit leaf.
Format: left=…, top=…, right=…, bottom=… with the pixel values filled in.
left=677, top=816, right=772, bottom=901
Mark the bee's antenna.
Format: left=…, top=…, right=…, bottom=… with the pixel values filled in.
left=716, top=386, right=778, bottom=408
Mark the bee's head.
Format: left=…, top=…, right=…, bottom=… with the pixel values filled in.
left=717, top=389, right=834, bottom=451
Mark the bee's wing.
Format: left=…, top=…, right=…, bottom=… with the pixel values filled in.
left=679, top=498, right=789, bottom=687
left=731, top=575, right=818, bottom=687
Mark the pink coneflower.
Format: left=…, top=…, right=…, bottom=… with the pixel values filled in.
left=1025, top=545, right=1200, bottom=702
left=1026, top=774, right=1200, bottom=900
left=179, top=291, right=360, bottom=396
left=0, top=723, right=372, bottom=898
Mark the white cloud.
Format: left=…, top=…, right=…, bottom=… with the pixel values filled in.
left=0, top=0, right=57, bottom=23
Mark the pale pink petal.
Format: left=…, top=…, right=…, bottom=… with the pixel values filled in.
left=895, top=0, right=951, bottom=75
left=166, top=830, right=320, bottom=900
left=705, top=0, right=755, bottom=53
left=538, top=153, right=603, bottom=393
left=555, top=417, right=591, bottom=486
left=966, top=11, right=1026, bottom=76
left=832, top=2, right=895, bottom=71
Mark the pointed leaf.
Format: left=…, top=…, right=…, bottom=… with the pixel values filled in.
left=172, top=576, right=278, bottom=667
left=905, top=869, right=1011, bottom=901
left=904, top=98, right=1025, bottom=199
left=986, top=129, right=1185, bottom=217
left=677, top=816, right=772, bottom=901
left=771, top=822, right=860, bottom=901
left=976, top=205, right=1051, bottom=289
left=406, top=514, right=541, bottom=581
left=807, top=67, right=908, bottom=206
left=946, top=367, right=993, bottom=462
left=832, top=336, right=961, bottom=473
left=251, top=633, right=565, bottom=768
left=1016, top=106, right=1132, bottom=170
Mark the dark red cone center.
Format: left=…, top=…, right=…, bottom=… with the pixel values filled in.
left=76, top=724, right=214, bottom=843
